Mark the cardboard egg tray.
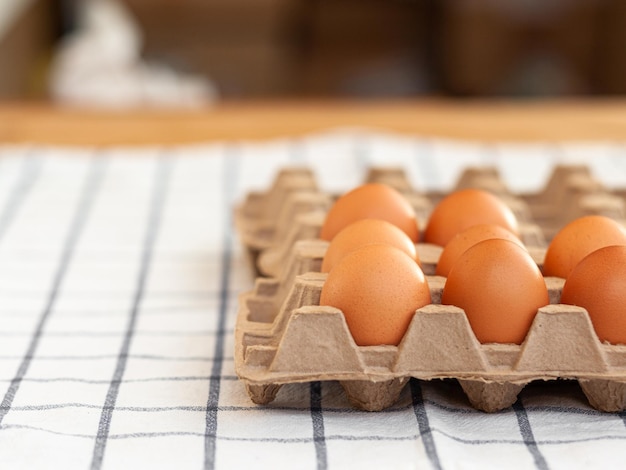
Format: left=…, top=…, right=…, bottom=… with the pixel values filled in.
left=235, top=165, right=625, bottom=278
left=234, top=165, right=626, bottom=412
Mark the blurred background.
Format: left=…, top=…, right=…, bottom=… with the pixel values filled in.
left=1, top=0, right=625, bottom=107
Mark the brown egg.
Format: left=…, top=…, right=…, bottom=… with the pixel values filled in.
left=543, top=215, right=626, bottom=279
left=423, top=189, right=519, bottom=247
left=320, top=244, right=431, bottom=346
left=321, top=219, right=419, bottom=273
left=561, top=245, right=626, bottom=344
left=442, top=239, right=549, bottom=344
left=435, top=224, right=524, bottom=277
left=320, top=183, right=419, bottom=242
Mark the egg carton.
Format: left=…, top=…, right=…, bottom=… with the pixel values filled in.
left=235, top=239, right=626, bottom=413
left=234, top=164, right=626, bottom=412
left=235, top=165, right=625, bottom=278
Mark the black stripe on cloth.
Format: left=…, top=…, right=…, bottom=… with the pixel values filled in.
left=411, top=379, right=443, bottom=470
left=0, top=154, right=41, bottom=240
left=204, top=153, right=238, bottom=470
left=620, top=409, right=626, bottom=429
left=513, top=399, right=549, bottom=470
left=89, top=156, right=172, bottom=470
left=0, top=158, right=106, bottom=426
left=311, top=381, right=328, bottom=470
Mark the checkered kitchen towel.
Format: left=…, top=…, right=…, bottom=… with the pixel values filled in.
left=1, top=130, right=626, bottom=470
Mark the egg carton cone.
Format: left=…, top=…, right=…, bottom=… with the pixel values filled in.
left=234, top=167, right=333, bottom=276
left=235, top=239, right=626, bottom=413
left=507, top=165, right=625, bottom=240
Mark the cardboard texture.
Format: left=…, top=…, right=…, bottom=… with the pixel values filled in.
left=234, top=165, right=626, bottom=412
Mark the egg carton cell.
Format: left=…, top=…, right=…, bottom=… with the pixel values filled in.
left=235, top=248, right=626, bottom=413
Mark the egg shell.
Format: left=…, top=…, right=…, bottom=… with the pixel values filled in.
left=435, top=224, right=525, bottom=277
left=423, top=188, right=519, bottom=247
left=319, top=183, right=419, bottom=242
left=543, top=215, right=626, bottom=279
left=319, top=244, right=431, bottom=346
left=442, top=238, right=549, bottom=344
left=321, top=219, right=419, bottom=273
left=561, top=245, right=626, bottom=344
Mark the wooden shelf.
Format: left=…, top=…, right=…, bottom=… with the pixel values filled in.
left=1, top=99, right=625, bottom=145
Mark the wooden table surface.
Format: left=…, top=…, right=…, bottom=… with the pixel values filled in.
left=0, top=99, right=625, bottom=145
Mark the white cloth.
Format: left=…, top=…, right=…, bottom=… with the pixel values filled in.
left=49, top=0, right=217, bottom=108
left=0, top=131, right=625, bottom=469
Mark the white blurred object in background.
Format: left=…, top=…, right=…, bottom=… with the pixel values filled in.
left=49, top=0, right=217, bottom=108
